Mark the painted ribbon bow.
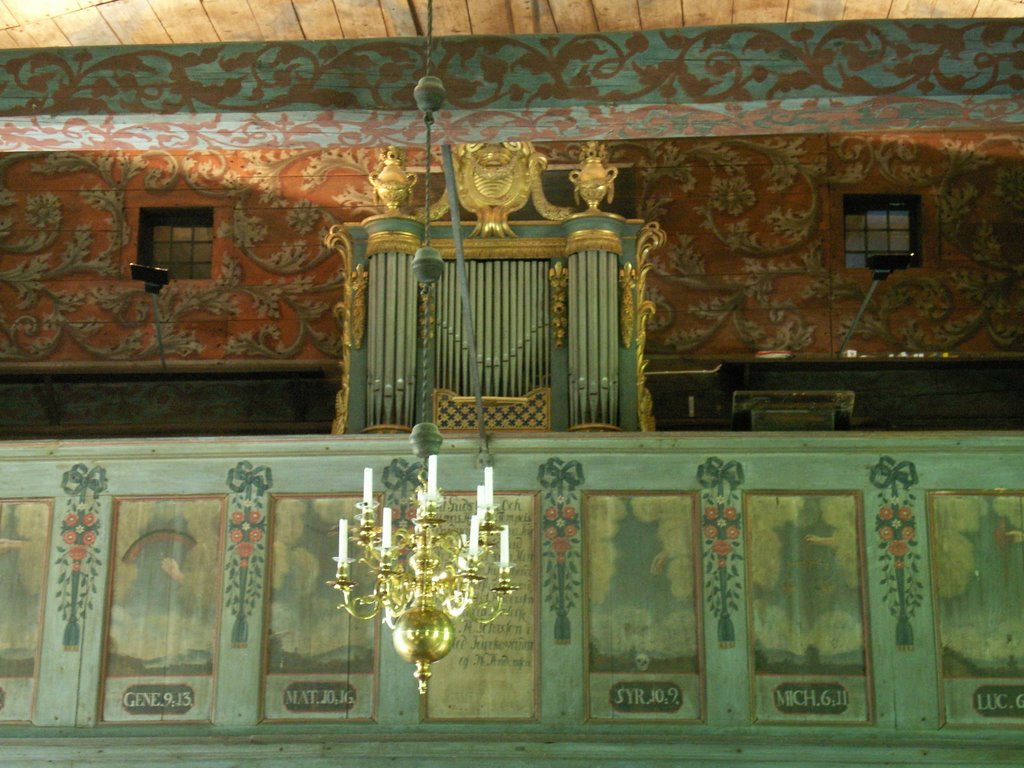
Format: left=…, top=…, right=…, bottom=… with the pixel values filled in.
left=382, top=458, right=422, bottom=492
left=226, top=461, right=272, bottom=496
left=697, top=457, right=744, bottom=497
left=537, top=458, right=584, bottom=497
left=61, top=464, right=107, bottom=496
left=869, top=456, right=917, bottom=495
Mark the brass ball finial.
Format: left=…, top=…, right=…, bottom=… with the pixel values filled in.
left=410, top=421, right=443, bottom=459
left=414, top=75, right=446, bottom=114
left=392, top=606, right=455, bottom=694
left=412, top=244, right=444, bottom=283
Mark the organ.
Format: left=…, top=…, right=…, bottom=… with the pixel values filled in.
left=327, top=141, right=664, bottom=435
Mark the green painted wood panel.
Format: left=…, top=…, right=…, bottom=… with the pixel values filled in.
left=0, top=20, right=1021, bottom=150
left=0, top=431, right=1020, bottom=765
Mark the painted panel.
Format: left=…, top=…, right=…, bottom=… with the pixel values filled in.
left=585, top=493, right=703, bottom=722
left=262, top=494, right=375, bottom=721
left=0, top=499, right=51, bottom=722
left=746, top=492, right=872, bottom=723
left=425, top=493, right=537, bottom=720
left=930, top=492, right=1024, bottom=726
left=100, top=496, right=225, bottom=723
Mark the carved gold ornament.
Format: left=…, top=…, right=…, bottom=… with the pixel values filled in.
left=633, top=222, right=667, bottom=432
left=548, top=261, right=569, bottom=349
left=566, top=227, right=622, bottom=256
left=364, top=229, right=422, bottom=260
left=570, top=141, right=618, bottom=211
left=369, top=146, right=416, bottom=212
left=324, top=224, right=355, bottom=434
left=454, top=142, right=573, bottom=237
left=618, top=262, right=637, bottom=349
left=349, top=264, right=368, bottom=350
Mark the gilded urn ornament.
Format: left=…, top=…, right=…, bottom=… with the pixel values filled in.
left=570, top=141, right=617, bottom=211
left=369, top=146, right=416, bottom=212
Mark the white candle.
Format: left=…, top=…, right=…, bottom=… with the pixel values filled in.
left=500, top=524, right=510, bottom=565
left=476, top=484, right=486, bottom=511
left=469, top=514, right=480, bottom=557
left=362, top=467, right=373, bottom=505
left=427, top=454, right=438, bottom=495
left=381, top=507, right=392, bottom=551
left=337, top=518, right=348, bottom=562
left=483, top=466, right=494, bottom=507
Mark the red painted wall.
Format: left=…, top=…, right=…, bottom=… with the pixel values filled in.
left=1, top=133, right=1022, bottom=370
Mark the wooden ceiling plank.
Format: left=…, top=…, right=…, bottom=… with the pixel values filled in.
left=975, top=0, right=1023, bottom=16
left=9, top=17, right=70, bottom=46
left=3, top=0, right=78, bottom=25
left=381, top=0, right=420, bottom=36
left=146, top=0, right=220, bottom=44
left=547, top=0, right=597, bottom=32
left=292, top=0, right=343, bottom=39
left=682, top=0, right=733, bottom=26
left=536, top=0, right=559, bottom=32
left=732, top=0, right=787, bottom=24
left=503, top=0, right=560, bottom=34
left=99, top=0, right=171, bottom=45
left=436, top=0, right=473, bottom=34
left=506, top=0, right=538, bottom=35
left=409, top=0, right=428, bottom=34
left=593, top=0, right=641, bottom=31
left=248, top=0, right=303, bottom=41
left=889, top=0, right=938, bottom=17
left=788, top=0, right=844, bottom=22
left=201, top=0, right=262, bottom=42
left=934, top=0, right=981, bottom=16
left=0, top=3, right=18, bottom=28
left=639, top=0, right=683, bottom=30
left=336, top=0, right=389, bottom=38
left=841, top=0, right=895, bottom=19
left=406, top=0, right=466, bottom=34
left=54, top=7, right=121, bottom=45
left=466, top=0, right=510, bottom=34
left=0, top=27, right=17, bottom=46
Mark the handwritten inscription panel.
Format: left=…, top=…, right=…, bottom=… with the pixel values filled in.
left=931, top=493, right=1024, bottom=725
left=102, top=496, right=224, bottom=723
left=0, top=500, right=50, bottom=722
left=263, top=495, right=375, bottom=721
left=586, top=493, right=703, bottom=721
left=425, top=493, right=536, bottom=720
left=746, top=492, right=871, bottom=723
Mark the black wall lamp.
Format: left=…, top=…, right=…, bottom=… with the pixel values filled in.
left=129, top=263, right=169, bottom=368
left=838, top=252, right=913, bottom=356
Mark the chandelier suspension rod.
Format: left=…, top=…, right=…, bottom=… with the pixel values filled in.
left=441, top=144, right=488, bottom=460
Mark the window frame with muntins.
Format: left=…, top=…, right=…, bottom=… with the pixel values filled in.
left=137, top=207, right=215, bottom=280
left=842, top=194, right=921, bottom=270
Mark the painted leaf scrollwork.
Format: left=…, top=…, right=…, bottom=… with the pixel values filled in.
left=0, top=149, right=379, bottom=364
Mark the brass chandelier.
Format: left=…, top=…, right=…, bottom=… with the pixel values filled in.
left=330, top=460, right=516, bottom=693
